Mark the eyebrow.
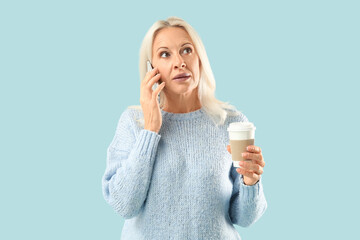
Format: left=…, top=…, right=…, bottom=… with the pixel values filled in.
left=156, top=42, right=193, bottom=52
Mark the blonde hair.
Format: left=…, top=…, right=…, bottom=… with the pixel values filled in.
left=129, top=16, right=240, bottom=126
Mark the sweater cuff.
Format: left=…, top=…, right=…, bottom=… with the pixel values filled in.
left=133, top=129, right=161, bottom=157
left=239, top=176, right=263, bottom=202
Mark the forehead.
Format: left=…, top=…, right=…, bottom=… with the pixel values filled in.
left=153, top=27, right=193, bottom=49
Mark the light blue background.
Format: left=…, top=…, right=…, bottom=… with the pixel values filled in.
left=1, top=0, right=359, bottom=239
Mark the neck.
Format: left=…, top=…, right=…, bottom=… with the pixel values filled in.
left=162, top=90, right=202, bottom=113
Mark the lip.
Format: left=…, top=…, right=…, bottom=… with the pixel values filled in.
left=173, top=73, right=191, bottom=80
left=173, top=76, right=191, bottom=82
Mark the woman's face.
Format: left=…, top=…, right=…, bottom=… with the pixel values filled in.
left=152, top=27, right=200, bottom=96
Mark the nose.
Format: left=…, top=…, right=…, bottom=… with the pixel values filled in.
left=174, top=53, right=186, bottom=69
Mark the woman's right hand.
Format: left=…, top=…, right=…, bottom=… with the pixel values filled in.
left=140, top=67, right=166, bottom=133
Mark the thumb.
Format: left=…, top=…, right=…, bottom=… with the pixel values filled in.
left=227, top=145, right=231, bottom=153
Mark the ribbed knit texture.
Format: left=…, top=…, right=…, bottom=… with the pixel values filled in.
left=102, top=106, right=267, bottom=240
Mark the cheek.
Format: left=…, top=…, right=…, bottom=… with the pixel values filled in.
left=191, top=59, right=200, bottom=78
left=158, top=67, right=171, bottom=81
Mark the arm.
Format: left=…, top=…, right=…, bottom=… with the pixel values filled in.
left=102, top=109, right=161, bottom=219
left=228, top=111, right=267, bottom=226
left=228, top=168, right=267, bottom=227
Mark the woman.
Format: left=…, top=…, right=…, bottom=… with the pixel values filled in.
left=102, top=16, right=267, bottom=240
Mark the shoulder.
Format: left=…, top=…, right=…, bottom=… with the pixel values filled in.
left=223, top=106, right=249, bottom=124
left=119, top=105, right=144, bottom=129
left=124, top=105, right=143, bottom=119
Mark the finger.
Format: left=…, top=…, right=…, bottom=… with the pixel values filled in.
left=246, top=145, right=262, bottom=153
left=244, top=151, right=265, bottom=167
left=146, top=73, right=162, bottom=88
left=242, top=152, right=263, bottom=162
left=236, top=167, right=260, bottom=180
left=239, top=161, right=264, bottom=175
left=243, top=152, right=265, bottom=168
left=254, top=158, right=265, bottom=168
left=144, top=67, right=159, bottom=84
left=146, top=66, right=159, bottom=76
left=227, top=145, right=231, bottom=154
left=152, top=82, right=165, bottom=98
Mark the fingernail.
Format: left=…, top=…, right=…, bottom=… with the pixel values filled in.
left=247, top=146, right=251, bottom=151
left=242, top=153, right=246, bottom=157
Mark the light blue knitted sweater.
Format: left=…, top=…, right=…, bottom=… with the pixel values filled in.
left=102, top=106, right=267, bottom=240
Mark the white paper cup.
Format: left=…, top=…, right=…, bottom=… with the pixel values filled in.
left=227, top=122, right=256, bottom=168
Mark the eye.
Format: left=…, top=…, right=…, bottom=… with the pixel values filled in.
left=183, top=47, right=192, bottom=54
left=160, top=51, right=170, bottom=58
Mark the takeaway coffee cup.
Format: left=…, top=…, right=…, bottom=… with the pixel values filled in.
left=227, top=122, right=256, bottom=168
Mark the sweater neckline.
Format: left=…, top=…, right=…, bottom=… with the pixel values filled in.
left=161, top=107, right=205, bottom=120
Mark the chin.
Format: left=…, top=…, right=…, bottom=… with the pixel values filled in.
left=165, top=79, right=197, bottom=92
left=175, top=87, right=198, bottom=95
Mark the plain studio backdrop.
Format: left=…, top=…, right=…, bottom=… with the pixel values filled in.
left=1, top=0, right=359, bottom=239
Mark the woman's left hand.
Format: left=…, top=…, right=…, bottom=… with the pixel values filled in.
left=227, top=145, right=265, bottom=186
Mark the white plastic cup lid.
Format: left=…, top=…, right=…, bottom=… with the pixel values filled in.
left=227, top=122, right=256, bottom=132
